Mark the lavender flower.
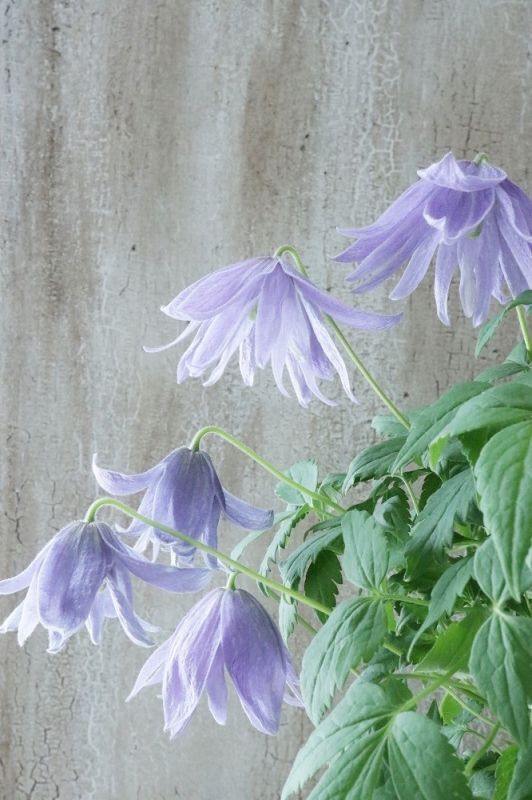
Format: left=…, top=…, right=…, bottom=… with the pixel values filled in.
left=92, top=447, right=273, bottom=565
left=335, top=152, right=532, bottom=325
left=0, top=521, right=211, bottom=652
left=146, top=253, right=401, bottom=405
left=128, top=587, right=302, bottom=736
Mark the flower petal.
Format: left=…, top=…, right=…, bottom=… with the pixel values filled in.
left=0, top=600, right=24, bottom=634
left=18, top=573, right=41, bottom=646
left=0, top=540, right=52, bottom=596
left=38, top=522, right=108, bottom=636
left=206, top=647, right=228, bottom=725
left=85, top=587, right=116, bottom=645
left=223, top=491, right=274, bottom=532
left=107, top=565, right=154, bottom=647
left=128, top=635, right=174, bottom=701
left=221, top=590, right=287, bottom=735
left=98, top=523, right=212, bottom=593
left=434, top=244, right=457, bottom=326
left=163, top=589, right=224, bottom=736
left=390, top=230, right=439, bottom=300
left=92, top=453, right=168, bottom=496
left=418, top=152, right=506, bottom=191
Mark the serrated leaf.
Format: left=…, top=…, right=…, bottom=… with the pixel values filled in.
left=373, top=414, right=410, bottom=438
left=420, top=557, right=474, bottom=633
left=470, top=613, right=532, bottom=743
left=418, top=609, right=487, bottom=674
left=475, top=290, right=532, bottom=357
left=304, top=549, right=342, bottom=623
left=282, top=682, right=392, bottom=800
left=276, top=459, right=318, bottom=505
left=278, top=596, right=297, bottom=642
left=343, top=437, right=406, bottom=491
left=470, top=770, right=496, bottom=799
left=475, top=421, right=532, bottom=598
left=388, top=712, right=473, bottom=800
left=394, top=382, right=490, bottom=470
left=406, top=470, right=475, bottom=577
left=342, top=509, right=389, bottom=590
left=430, top=384, right=532, bottom=467
left=508, top=734, right=532, bottom=799
left=301, top=597, right=387, bottom=723
left=259, top=506, right=309, bottom=575
left=280, top=524, right=342, bottom=588
left=493, top=745, right=518, bottom=800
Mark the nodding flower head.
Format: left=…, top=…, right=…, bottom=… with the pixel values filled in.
left=92, top=447, right=274, bottom=565
left=146, top=252, right=401, bottom=406
left=0, top=520, right=212, bottom=653
left=128, top=587, right=302, bottom=736
left=335, top=152, right=532, bottom=326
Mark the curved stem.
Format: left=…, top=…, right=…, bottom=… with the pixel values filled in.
left=516, top=306, right=532, bottom=357
left=84, top=497, right=332, bottom=616
left=379, top=594, right=428, bottom=608
left=274, top=245, right=410, bottom=430
left=190, top=425, right=345, bottom=515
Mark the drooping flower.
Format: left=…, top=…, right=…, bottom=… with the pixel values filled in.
left=0, top=521, right=211, bottom=652
left=146, top=253, right=401, bottom=405
left=92, top=447, right=273, bottom=565
left=128, top=587, right=302, bottom=736
left=335, top=152, right=532, bottom=326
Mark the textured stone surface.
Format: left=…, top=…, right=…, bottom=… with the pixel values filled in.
left=0, top=1, right=529, bottom=798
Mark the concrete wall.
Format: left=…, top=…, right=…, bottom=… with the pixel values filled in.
left=0, top=1, right=529, bottom=798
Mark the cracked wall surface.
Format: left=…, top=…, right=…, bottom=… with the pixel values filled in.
left=0, top=1, right=530, bottom=798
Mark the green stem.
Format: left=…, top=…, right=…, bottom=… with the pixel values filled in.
left=190, top=425, right=345, bottom=515
left=473, top=152, right=489, bottom=165
left=274, top=245, right=411, bottom=430
left=84, top=497, right=332, bottom=616
left=516, top=306, right=532, bottom=357
left=465, top=722, right=501, bottom=776
left=399, top=671, right=455, bottom=713
left=379, top=594, right=428, bottom=608
left=445, top=687, right=497, bottom=729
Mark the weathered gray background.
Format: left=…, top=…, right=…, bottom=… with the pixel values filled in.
left=0, top=0, right=529, bottom=798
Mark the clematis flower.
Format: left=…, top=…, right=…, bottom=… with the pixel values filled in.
left=92, top=447, right=274, bottom=565
left=128, top=587, right=302, bottom=736
left=146, top=253, right=401, bottom=405
left=0, top=521, right=211, bottom=652
left=335, top=152, right=532, bottom=326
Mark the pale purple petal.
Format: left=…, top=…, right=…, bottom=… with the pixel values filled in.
left=38, top=522, right=108, bottom=637
left=418, top=152, right=506, bottom=191
left=498, top=181, right=532, bottom=242
left=143, top=321, right=200, bottom=354
left=98, top=524, right=212, bottom=594
left=18, top=573, right=41, bottom=646
left=221, top=590, right=287, bottom=735
left=255, top=264, right=292, bottom=367
left=206, top=647, right=228, bottom=725
left=223, top=491, right=273, bottom=531
left=434, top=244, right=457, bottom=325
left=0, top=600, right=24, bottom=635
left=85, top=587, right=116, bottom=645
left=128, top=636, right=173, bottom=700
left=0, top=540, right=53, bottom=596
left=92, top=453, right=167, bottom=496
left=390, top=230, right=440, bottom=300
left=107, top=565, right=154, bottom=647
left=163, top=589, right=224, bottom=736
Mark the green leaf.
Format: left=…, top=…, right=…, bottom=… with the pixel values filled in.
left=470, top=770, right=496, bottom=799
left=343, top=437, right=406, bottom=491
left=494, top=745, right=518, bottom=800
left=508, top=734, right=532, bottom=799
left=406, top=470, right=476, bottom=576
left=278, top=596, right=297, bottom=642
left=475, top=290, right=532, bottom=357
left=276, top=459, right=318, bottom=505
left=373, top=413, right=410, bottom=438
left=259, top=506, right=309, bottom=575
left=439, top=692, right=463, bottom=725
left=304, top=549, right=342, bottom=623
left=342, top=509, right=389, bottom=590
left=476, top=360, right=529, bottom=383
left=470, top=613, right=532, bottom=743
left=301, top=597, right=387, bottom=723
left=394, top=382, right=490, bottom=470
left=280, top=524, right=342, bottom=588
left=388, top=712, right=473, bottom=800
left=417, top=609, right=487, bottom=674
left=282, top=682, right=392, bottom=800
left=474, top=421, right=532, bottom=598
left=430, top=384, right=532, bottom=467
left=420, top=557, right=475, bottom=633
left=474, top=538, right=510, bottom=603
